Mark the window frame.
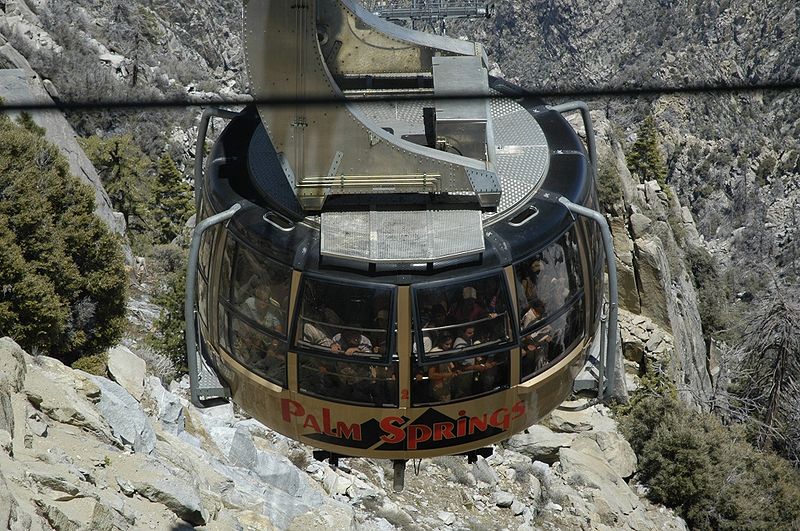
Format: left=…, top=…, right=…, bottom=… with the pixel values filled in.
left=519, top=292, right=586, bottom=382
left=289, top=272, right=398, bottom=364
left=411, top=269, right=517, bottom=365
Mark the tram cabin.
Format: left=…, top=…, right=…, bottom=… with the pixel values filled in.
left=191, top=0, right=607, bottom=462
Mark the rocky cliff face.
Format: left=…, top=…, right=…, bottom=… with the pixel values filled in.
left=0, top=337, right=687, bottom=530
left=459, top=0, right=800, bottom=290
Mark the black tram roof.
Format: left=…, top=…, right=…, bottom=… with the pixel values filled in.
left=203, top=81, right=593, bottom=286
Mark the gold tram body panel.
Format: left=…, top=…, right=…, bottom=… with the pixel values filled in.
left=206, top=339, right=587, bottom=460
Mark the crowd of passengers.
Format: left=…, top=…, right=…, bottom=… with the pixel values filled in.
left=230, top=261, right=573, bottom=403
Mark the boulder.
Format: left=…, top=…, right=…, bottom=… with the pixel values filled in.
left=132, top=476, right=207, bottom=526
left=0, top=338, right=26, bottom=393
left=144, top=376, right=184, bottom=434
left=107, top=346, right=146, bottom=402
left=24, top=359, right=115, bottom=446
left=573, top=431, right=637, bottom=479
left=91, top=376, right=156, bottom=454
left=507, top=425, right=576, bottom=463
left=629, top=212, right=653, bottom=239
left=493, top=490, right=514, bottom=508
left=558, top=447, right=639, bottom=517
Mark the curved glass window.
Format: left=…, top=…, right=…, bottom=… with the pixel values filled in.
left=412, top=351, right=509, bottom=406
left=293, top=276, right=395, bottom=361
left=514, top=227, right=583, bottom=332
left=520, top=297, right=585, bottom=381
left=231, top=316, right=287, bottom=386
left=413, top=272, right=513, bottom=361
left=216, top=234, right=292, bottom=387
left=229, top=242, right=291, bottom=337
left=298, top=356, right=399, bottom=407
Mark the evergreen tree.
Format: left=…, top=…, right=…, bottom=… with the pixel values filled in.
left=626, top=115, right=668, bottom=186
left=149, top=245, right=188, bottom=371
left=152, top=154, right=194, bottom=244
left=0, top=119, right=127, bottom=362
left=80, top=134, right=152, bottom=229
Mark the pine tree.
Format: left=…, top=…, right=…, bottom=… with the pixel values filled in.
left=626, top=115, right=668, bottom=186
left=152, top=154, right=194, bottom=244
left=80, top=134, right=152, bottom=229
left=0, top=121, right=127, bottom=362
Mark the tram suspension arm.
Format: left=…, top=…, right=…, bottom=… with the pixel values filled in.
left=185, top=202, right=244, bottom=406
left=558, top=196, right=620, bottom=401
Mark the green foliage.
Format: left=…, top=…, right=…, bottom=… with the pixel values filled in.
left=148, top=245, right=188, bottom=372
left=71, top=352, right=108, bottom=376
left=626, top=116, right=668, bottom=188
left=80, top=134, right=153, bottom=231
left=619, top=368, right=800, bottom=530
left=152, top=155, right=194, bottom=245
left=685, top=246, right=733, bottom=337
left=16, top=112, right=46, bottom=137
left=0, top=119, right=127, bottom=363
left=596, top=156, right=623, bottom=213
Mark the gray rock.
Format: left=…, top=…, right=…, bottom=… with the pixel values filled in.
left=438, top=511, right=456, bottom=525
left=107, top=346, right=146, bottom=402
left=494, top=490, right=515, bottom=508
left=92, top=376, right=156, bottom=455
left=558, top=447, right=639, bottom=517
left=629, top=212, right=653, bottom=239
left=89, top=501, right=131, bottom=531
left=34, top=499, right=81, bottom=531
left=116, top=476, right=135, bottom=497
left=590, top=431, right=638, bottom=479
left=510, top=499, right=525, bottom=516
left=144, top=377, right=184, bottom=434
left=24, top=359, right=115, bottom=446
left=323, top=467, right=353, bottom=497
left=0, top=338, right=27, bottom=393
left=507, top=425, right=576, bottom=463
left=471, top=456, right=498, bottom=485
left=132, top=476, right=207, bottom=526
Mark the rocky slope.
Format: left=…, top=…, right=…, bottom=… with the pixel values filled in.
left=0, top=337, right=687, bottom=530
left=456, top=0, right=800, bottom=289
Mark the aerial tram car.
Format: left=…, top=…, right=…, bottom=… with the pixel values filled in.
left=186, top=0, right=618, bottom=489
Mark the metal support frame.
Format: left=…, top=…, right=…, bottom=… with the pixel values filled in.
left=559, top=197, right=619, bottom=401
left=371, top=1, right=494, bottom=22
left=548, top=102, right=598, bottom=181
left=548, top=101, right=619, bottom=400
left=194, top=108, right=240, bottom=212
left=185, top=203, right=243, bottom=407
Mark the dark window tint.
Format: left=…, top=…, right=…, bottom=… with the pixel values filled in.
left=231, top=316, right=287, bottom=386
left=412, top=351, right=509, bottom=406
left=294, top=277, right=394, bottom=362
left=514, top=227, right=583, bottom=333
left=298, top=356, right=398, bottom=407
left=520, top=297, right=585, bottom=381
left=414, top=272, right=513, bottom=360
left=218, top=304, right=230, bottom=351
left=199, top=225, right=217, bottom=279
left=229, top=242, right=291, bottom=337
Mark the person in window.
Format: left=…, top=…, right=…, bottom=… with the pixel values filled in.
left=448, top=286, right=487, bottom=324
left=421, top=304, right=447, bottom=353
left=331, top=329, right=373, bottom=401
left=428, top=334, right=456, bottom=402
left=453, top=325, right=476, bottom=349
left=331, top=329, right=372, bottom=355
left=521, top=299, right=546, bottom=330
left=243, top=285, right=285, bottom=333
